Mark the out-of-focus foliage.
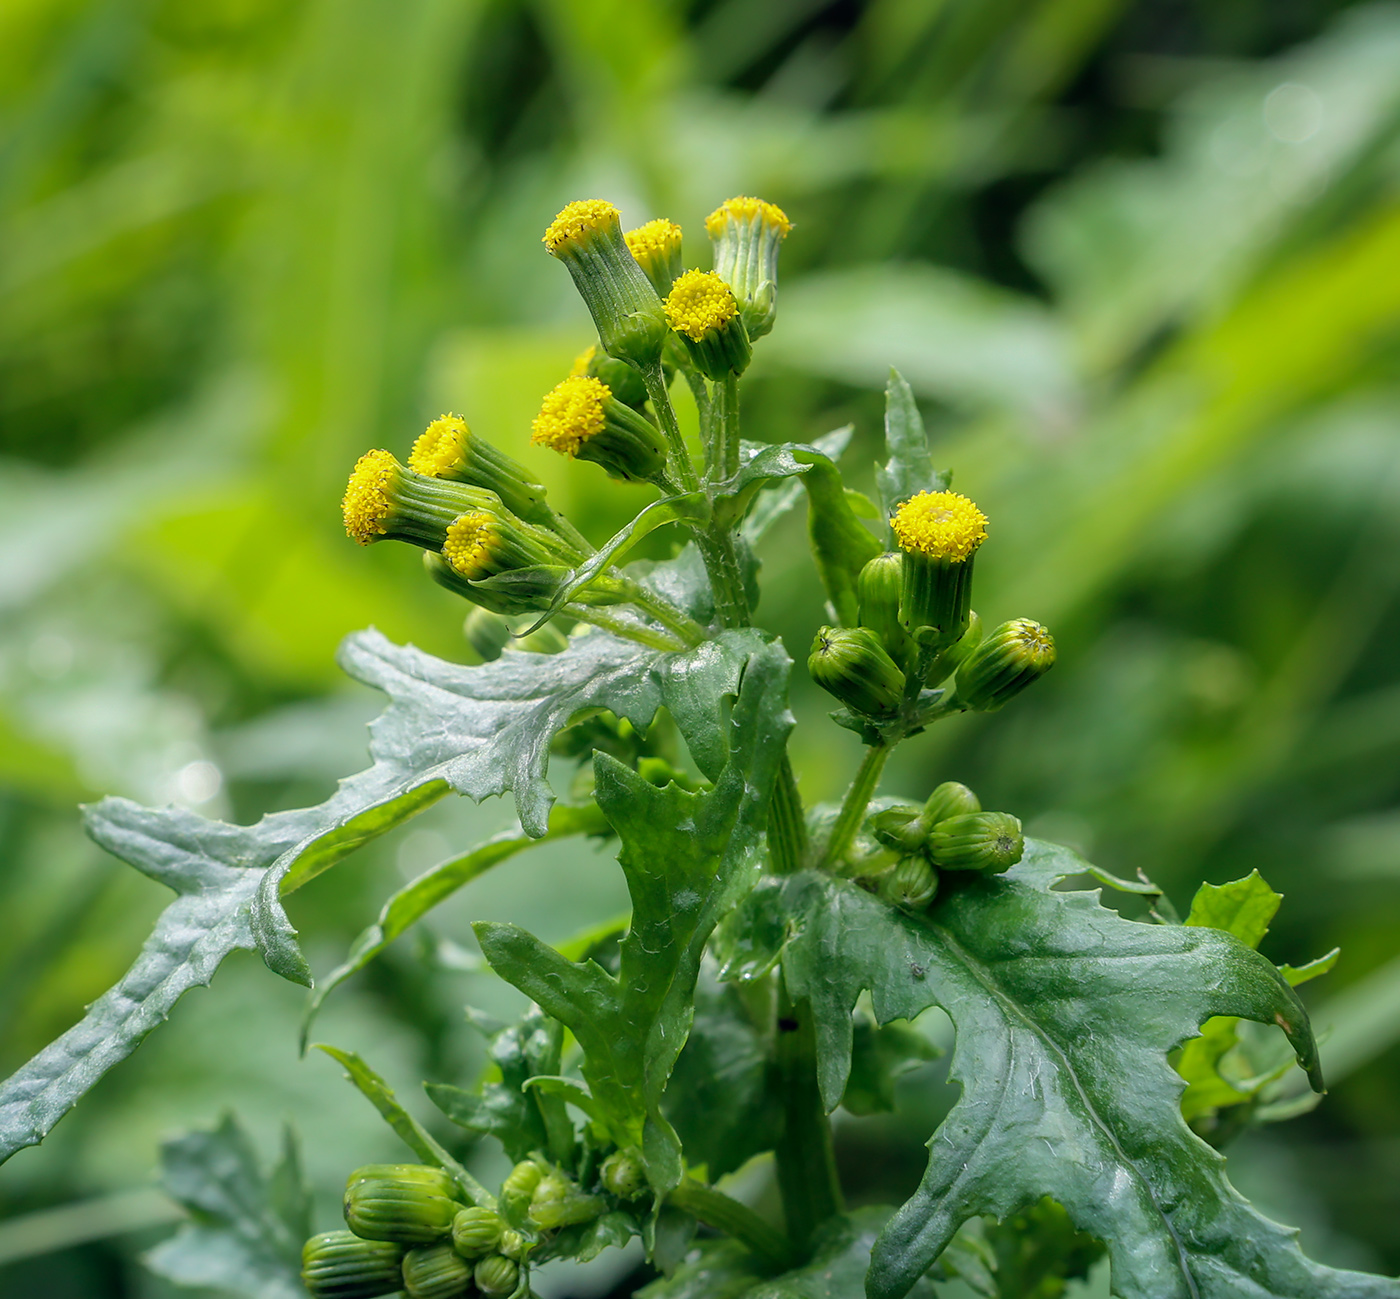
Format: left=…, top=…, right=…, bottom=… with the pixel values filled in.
left=1, top=0, right=1398, bottom=1295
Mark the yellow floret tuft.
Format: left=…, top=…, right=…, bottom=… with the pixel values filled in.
left=543, top=200, right=620, bottom=254
left=664, top=270, right=737, bottom=342
left=342, top=449, right=398, bottom=544
left=625, top=218, right=682, bottom=262
left=531, top=376, right=608, bottom=457
left=891, top=491, right=988, bottom=563
left=409, top=415, right=469, bottom=478
left=705, top=196, right=792, bottom=238
left=443, top=511, right=501, bottom=581
left=569, top=344, right=597, bottom=378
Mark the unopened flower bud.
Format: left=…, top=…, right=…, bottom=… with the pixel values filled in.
left=858, top=552, right=911, bottom=668
left=891, top=491, right=988, bottom=648
left=624, top=218, right=684, bottom=297
left=342, top=450, right=498, bottom=550
left=543, top=200, right=668, bottom=368
left=498, top=1229, right=527, bottom=1261
left=301, top=1230, right=404, bottom=1299
left=408, top=414, right=552, bottom=529
left=531, top=375, right=666, bottom=482
left=403, top=1241, right=472, bottom=1299
left=928, top=812, right=1024, bottom=874
left=500, top=1160, right=544, bottom=1213
left=953, top=618, right=1055, bottom=712
left=868, top=804, right=925, bottom=855
left=922, top=781, right=981, bottom=827
left=425, top=551, right=558, bottom=617
left=808, top=626, right=905, bottom=719
left=441, top=500, right=573, bottom=582
left=663, top=270, right=752, bottom=380
left=880, top=856, right=939, bottom=910
left=451, top=1206, right=504, bottom=1258
left=475, top=1253, right=521, bottom=1297
left=570, top=342, right=649, bottom=410
left=599, top=1149, right=647, bottom=1200
left=705, top=196, right=792, bottom=340
left=343, top=1165, right=459, bottom=1244
left=527, top=1171, right=606, bottom=1229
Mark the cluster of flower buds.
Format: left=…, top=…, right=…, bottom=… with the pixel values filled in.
left=807, top=490, right=1057, bottom=722
left=848, top=781, right=1027, bottom=912
left=301, top=1163, right=521, bottom=1299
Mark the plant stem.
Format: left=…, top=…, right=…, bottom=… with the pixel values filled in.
left=774, top=990, right=843, bottom=1253
left=721, top=372, right=741, bottom=478
left=668, top=1179, right=795, bottom=1271
left=819, top=741, right=890, bottom=870
left=641, top=362, right=699, bottom=492
left=768, top=754, right=809, bottom=874
left=567, top=608, right=691, bottom=653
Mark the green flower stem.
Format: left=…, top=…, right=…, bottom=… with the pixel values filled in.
left=768, top=755, right=808, bottom=874
left=567, top=608, right=691, bottom=653
left=545, top=507, right=595, bottom=557
left=667, top=1179, right=795, bottom=1271
left=819, top=740, right=890, bottom=870
left=641, top=362, right=700, bottom=493
left=721, top=372, right=741, bottom=478
left=774, top=990, right=843, bottom=1254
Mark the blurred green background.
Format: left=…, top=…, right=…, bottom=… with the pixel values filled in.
left=2, top=0, right=1400, bottom=1294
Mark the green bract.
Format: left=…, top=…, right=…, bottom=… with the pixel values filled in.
left=0, top=191, right=1388, bottom=1299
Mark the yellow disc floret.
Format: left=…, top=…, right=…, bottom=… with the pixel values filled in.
left=664, top=270, right=738, bottom=342
left=531, top=376, right=607, bottom=457
left=891, top=491, right=988, bottom=563
left=625, top=218, right=682, bottom=263
left=342, top=449, right=398, bottom=544
left=705, top=196, right=792, bottom=238
left=409, top=415, right=469, bottom=478
left=443, top=511, right=501, bottom=581
left=543, top=200, right=620, bottom=254
left=569, top=345, right=597, bottom=378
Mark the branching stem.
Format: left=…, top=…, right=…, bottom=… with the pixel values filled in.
left=667, top=1179, right=795, bottom=1271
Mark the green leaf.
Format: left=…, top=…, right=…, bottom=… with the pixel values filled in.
left=315, top=1044, right=493, bottom=1207
left=637, top=1237, right=765, bottom=1299
left=303, top=802, right=610, bottom=1043
left=727, top=842, right=1390, bottom=1299
left=1281, top=949, right=1340, bottom=986
left=143, top=1114, right=309, bottom=1299
left=475, top=631, right=794, bottom=1191
left=1184, top=869, right=1281, bottom=947
left=748, top=1208, right=936, bottom=1299
left=875, top=369, right=950, bottom=530
left=427, top=1006, right=572, bottom=1165
left=741, top=427, right=854, bottom=545
left=841, top=1016, right=939, bottom=1117
left=982, top=1198, right=1105, bottom=1299
left=537, top=1209, right=642, bottom=1264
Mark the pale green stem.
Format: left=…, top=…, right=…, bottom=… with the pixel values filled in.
left=641, top=362, right=699, bottom=492
left=567, top=607, right=691, bottom=653
left=721, top=372, right=741, bottom=478
left=668, top=1179, right=795, bottom=1271
left=819, top=741, right=891, bottom=870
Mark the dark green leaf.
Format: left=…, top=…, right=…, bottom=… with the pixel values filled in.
left=841, top=1016, right=939, bottom=1117
left=144, top=1114, right=308, bottom=1299
left=748, top=1208, right=935, bottom=1299
left=728, top=843, right=1389, bottom=1299
left=742, top=427, right=854, bottom=545
left=875, top=369, right=950, bottom=530
left=315, top=1044, right=493, bottom=1207
left=475, top=631, right=794, bottom=1190
left=537, top=1209, right=642, bottom=1264
left=636, top=1238, right=765, bottom=1299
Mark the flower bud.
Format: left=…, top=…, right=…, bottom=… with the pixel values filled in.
left=599, top=1148, right=647, bottom=1200
left=927, top=812, right=1024, bottom=874
left=624, top=218, right=684, bottom=297
left=441, top=500, right=574, bottom=583
left=343, top=450, right=500, bottom=550
left=527, top=1171, right=606, bottom=1229
left=343, top=1165, right=459, bottom=1244
left=880, top=856, right=939, bottom=910
left=500, top=1160, right=544, bottom=1214
left=543, top=200, right=668, bottom=368
left=663, top=270, right=752, bottom=381
left=857, top=552, right=911, bottom=669
left=403, top=1241, right=472, bottom=1299
left=570, top=342, right=649, bottom=410
left=809, top=626, right=905, bottom=719
left=922, top=781, right=981, bottom=827
left=953, top=618, right=1055, bottom=712
left=531, top=375, right=666, bottom=482
left=890, top=491, right=988, bottom=649
left=301, top=1230, right=404, bottom=1299
left=425, top=551, right=559, bottom=617
left=451, top=1206, right=505, bottom=1259
left=498, top=1229, right=527, bottom=1261
left=475, top=1253, right=521, bottom=1297
left=705, top=196, right=792, bottom=340
left=408, top=414, right=552, bottom=529
left=867, top=804, right=925, bottom=855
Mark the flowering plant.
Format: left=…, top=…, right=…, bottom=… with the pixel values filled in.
left=1, top=195, right=1393, bottom=1299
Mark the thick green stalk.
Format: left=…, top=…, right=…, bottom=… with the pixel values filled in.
left=819, top=741, right=890, bottom=870
left=768, top=755, right=809, bottom=874
left=721, top=372, right=741, bottom=478
left=668, top=1179, right=795, bottom=1271
left=774, top=990, right=843, bottom=1253
left=641, top=362, right=699, bottom=492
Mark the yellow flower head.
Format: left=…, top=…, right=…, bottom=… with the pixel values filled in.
left=531, top=376, right=607, bottom=457
left=891, top=491, right=988, bottom=563
left=705, top=196, right=792, bottom=239
left=664, top=269, right=738, bottom=342
left=625, top=218, right=683, bottom=264
left=543, top=200, right=620, bottom=255
left=342, top=449, right=398, bottom=544
left=443, top=511, right=502, bottom=581
left=569, top=344, right=597, bottom=378
left=409, top=414, right=469, bottom=478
